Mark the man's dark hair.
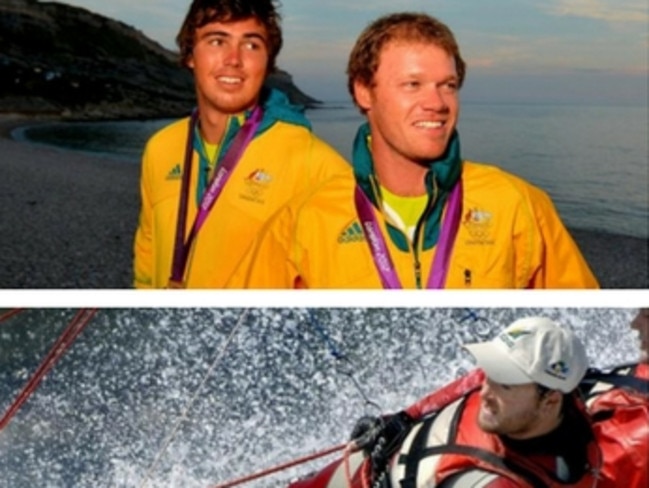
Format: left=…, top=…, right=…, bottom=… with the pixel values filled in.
left=176, top=0, right=283, bottom=73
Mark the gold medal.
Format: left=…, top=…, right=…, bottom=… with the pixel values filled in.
left=166, top=279, right=186, bottom=289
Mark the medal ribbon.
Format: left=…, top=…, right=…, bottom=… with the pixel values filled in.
left=354, top=180, right=462, bottom=289
left=168, top=106, right=263, bottom=287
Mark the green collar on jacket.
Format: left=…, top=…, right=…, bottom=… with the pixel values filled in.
left=351, top=122, right=462, bottom=251
left=195, top=87, right=311, bottom=200
left=224, top=86, right=311, bottom=140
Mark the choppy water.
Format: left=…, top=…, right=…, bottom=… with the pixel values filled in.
left=14, top=102, right=648, bottom=239
left=0, top=308, right=641, bottom=487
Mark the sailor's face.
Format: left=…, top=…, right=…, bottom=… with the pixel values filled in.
left=354, top=41, right=459, bottom=165
left=188, top=17, right=269, bottom=115
left=630, top=308, right=649, bottom=363
left=477, top=378, right=544, bottom=439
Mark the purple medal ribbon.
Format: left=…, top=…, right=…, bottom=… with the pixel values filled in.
left=354, top=186, right=402, bottom=289
left=168, top=106, right=263, bottom=287
left=426, top=181, right=462, bottom=288
left=354, top=180, right=463, bottom=289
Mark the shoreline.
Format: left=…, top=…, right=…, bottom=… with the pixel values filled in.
left=0, top=114, right=140, bottom=289
left=0, top=114, right=647, bottom=289
left=0, top=112, right=59, bottom=138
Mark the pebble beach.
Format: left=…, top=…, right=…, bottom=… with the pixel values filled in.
left=0, top=114, right=647, bottom=289
left=0, top=115, right=140, bottom=289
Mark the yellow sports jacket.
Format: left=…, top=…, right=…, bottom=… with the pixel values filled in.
left=133, top=89, right=351, bottom=288
left=228, top=126, right=598, bottom=289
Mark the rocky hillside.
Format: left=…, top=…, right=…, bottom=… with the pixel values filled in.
left=0, top=0, right=320, bottom=120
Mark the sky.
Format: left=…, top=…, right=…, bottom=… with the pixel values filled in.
left=53, top=0, right=648, bottom=105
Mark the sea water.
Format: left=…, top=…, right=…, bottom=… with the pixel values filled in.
left=14, top=102, right=649, bottom=239
left=0, top=308, right=641, bottom=487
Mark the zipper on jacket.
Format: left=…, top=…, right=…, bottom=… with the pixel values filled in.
left=412, top=178, right=438, bottom=289
left=414, top=260, right=422, bottom=289
left=370, top=174, right=438, bottom=289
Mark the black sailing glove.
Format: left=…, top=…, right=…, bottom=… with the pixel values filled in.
left=350, top=411, right=414, bottom=479
left=350, top=415, right=382, bottom=452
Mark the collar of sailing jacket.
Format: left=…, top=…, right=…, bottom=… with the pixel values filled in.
left=194, top=87, right=312, bottom=202
left=351, top=122, right=462, bottom=252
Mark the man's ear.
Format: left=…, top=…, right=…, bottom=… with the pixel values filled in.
left=186, top=54, right=195, bottom=70
left=353, top=80, right=372, bottom=112
left=542, top=390, right=563, bottom=411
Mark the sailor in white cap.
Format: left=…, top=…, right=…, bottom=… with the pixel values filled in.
left=344, top=317, right=601, bottom=488
left=464, top=316, right=589, bottom=441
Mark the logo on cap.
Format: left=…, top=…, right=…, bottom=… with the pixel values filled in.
left=499, top=328, right=531, bottom=348
left=545, top=361, right=569, bottom=380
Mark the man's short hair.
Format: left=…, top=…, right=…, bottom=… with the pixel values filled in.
left=346, top=12, right=466, bottom=107
left=176, top=0, right=283, bottom=73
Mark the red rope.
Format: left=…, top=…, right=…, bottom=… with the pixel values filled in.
left=0, top=308, right=98, bottom=431
left=360, top=458, right=371, bottom=488
left=210, top=442, right=347, bottom=488
left=344, top=446, right=354, bottom=486
left=343, top=445, right=373, bottom=488
left=343, top=446, right=371, bottom=488
left=0, top=308, right=24, bottom=324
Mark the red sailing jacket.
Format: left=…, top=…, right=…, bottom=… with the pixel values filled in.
left=288, top=372, right=488, bottom=488
left=418, top=390, right=601, bottom=487
left=586, top=363, right=649, bottom=488
left=289, top=365, right=648, bottom=488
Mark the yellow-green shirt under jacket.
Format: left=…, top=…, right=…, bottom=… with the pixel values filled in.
left=133, top=90, right=351, bottom=288
left=227, top=161, right=599, bottom=289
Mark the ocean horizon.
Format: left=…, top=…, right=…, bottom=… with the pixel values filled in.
left=13, top=100, right=649, bottom=239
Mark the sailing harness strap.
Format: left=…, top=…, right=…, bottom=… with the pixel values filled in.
left=580, top=367, right=649, bottom=397
left=395, top=397, right=555, bottom=488
left=354, top=179, right=462, bottom=289
left=168, top=106, right=263, bottom=288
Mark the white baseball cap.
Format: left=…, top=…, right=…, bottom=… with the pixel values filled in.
left=463, top=317, right=588, bottom=393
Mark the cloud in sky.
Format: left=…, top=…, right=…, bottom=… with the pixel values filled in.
left=464, top=30, right=647, bottom=74
left=545, top=0, right=648, bottom=23
left=309, top=0, right=441, bottom=13
left=49, top=1, right=648, bottom=104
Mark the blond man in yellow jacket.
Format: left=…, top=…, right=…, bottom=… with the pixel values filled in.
left=227, top=12, right=598, bottom=289
left=133, top=0, right=350, bottom=288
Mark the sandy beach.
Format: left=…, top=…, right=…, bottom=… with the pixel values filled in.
left=0, top=114, right=647, bottom=289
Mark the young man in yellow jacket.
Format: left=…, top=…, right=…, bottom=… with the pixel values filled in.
left=228, top=12, right=598, bottom=289
left=133, top=0, right=350, bottom=288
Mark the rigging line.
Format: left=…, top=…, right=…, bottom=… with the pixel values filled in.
left=342, top=368, right=382, bottom=413
left=0, top=308, right=97, bottom=431
left=140, top=308, right=251, bottom=488
left=306, top=308, right=345, bottom=360
left=304, top=308, right=382, bottom=414
left=459, top=308, right=480, bottom=323
left=458, top=308, right=493, bottom=338
left=209, top=442, right=347, bottom=488
left=0, top=308, right=24, bottom=324
left=459, top=308, right=491, bottom=326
